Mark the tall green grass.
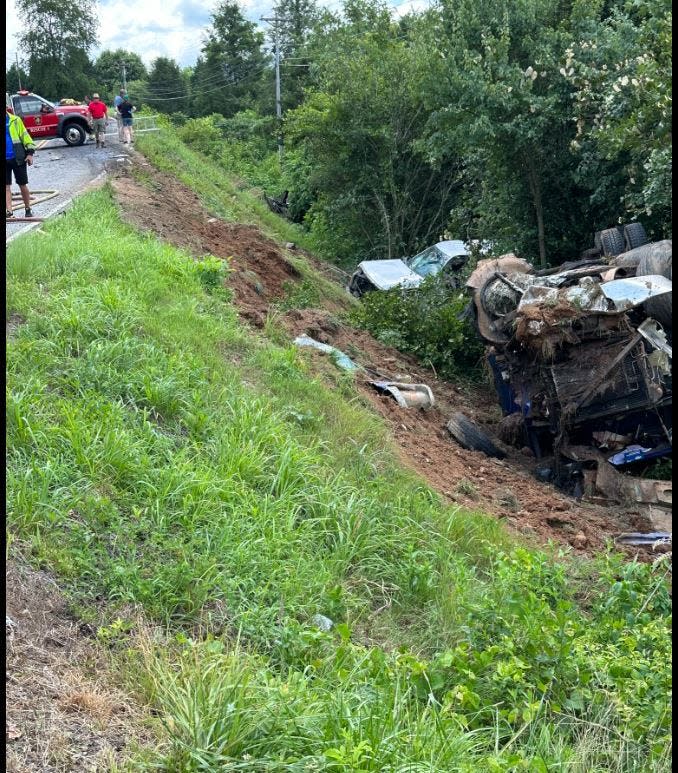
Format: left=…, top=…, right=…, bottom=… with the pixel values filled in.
left=6, top=190, right=671, bottom=770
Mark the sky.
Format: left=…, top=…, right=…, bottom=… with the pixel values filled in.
left=6, top=0, right=429, bottom=71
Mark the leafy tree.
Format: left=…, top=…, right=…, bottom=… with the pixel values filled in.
left=94, top=49, right=148, bottom=101
left=287, top=2, right=460, bottom=265
left=16, top=0, right=98, bottom=100
left=5, top=63, right=29, bottom=93
left=422, top=0, right=588, bottom=266
left=145, top=57, right=188, bottom=114
left=191, top=1, right=269, bottom=118
left=563, top=0, right=672, bottom=238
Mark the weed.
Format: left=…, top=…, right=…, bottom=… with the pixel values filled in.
left=456, top=478, right=479, bottom=499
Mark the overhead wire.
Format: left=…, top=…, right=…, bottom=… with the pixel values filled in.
left=139, top=64, right=271, bottom=101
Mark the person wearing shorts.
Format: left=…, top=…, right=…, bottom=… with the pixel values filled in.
left=88, top=93, right=109, bottom=148
left=6, top=109, right=36, bottom=219
left=118, top=96, right=135, bottom=144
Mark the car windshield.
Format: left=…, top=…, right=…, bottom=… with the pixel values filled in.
left=408, top=247, right=445, bottom=277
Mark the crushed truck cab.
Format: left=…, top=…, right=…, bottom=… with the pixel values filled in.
left=466, top=238, right=672, bottom=482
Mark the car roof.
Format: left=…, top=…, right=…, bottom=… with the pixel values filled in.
left=358, top=259, right=422, bottom=290
left=435, top=240, right=470, bottom=257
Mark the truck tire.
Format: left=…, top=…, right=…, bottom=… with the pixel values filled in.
left=636, top=241, right=672, bottom=328
left=446, top=413, right=506, bottom=459
left=600, top=227, right=625, bottom=258
left=62, top=122, right=86, bottom=146
left=623, top=222, right=648, bottom=251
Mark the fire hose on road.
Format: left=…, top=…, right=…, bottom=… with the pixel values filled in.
left=8, top=189, right=59, bottom=221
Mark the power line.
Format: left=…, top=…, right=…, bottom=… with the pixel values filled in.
left=138, top=66, right=259, bottom=95
left=140, top=65, right=269, bottom=102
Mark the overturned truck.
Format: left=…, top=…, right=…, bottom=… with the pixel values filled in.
left=465, top=237, right=672, bottom=499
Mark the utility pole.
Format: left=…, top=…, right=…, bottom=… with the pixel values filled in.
left=261, top=16, right=283, bottom=161
left=119, top=62, right=127, bottom=92
left=15, top=52, right=22, bottom=90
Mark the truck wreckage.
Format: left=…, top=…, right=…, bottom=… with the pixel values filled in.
left=465, top=238, right=672, bottom=533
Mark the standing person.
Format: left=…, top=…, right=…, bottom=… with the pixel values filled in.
left=113, top=89, right=126, bottom=140
left=88, top=93, right=109, bottom=148
left=118, top=96, right=136, bottom=144
left=6, top=109, right=36, bottom=219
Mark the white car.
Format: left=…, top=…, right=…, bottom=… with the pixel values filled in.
left=348, top=240, right=488, bottom=297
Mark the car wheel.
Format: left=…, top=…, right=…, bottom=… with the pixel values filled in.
left=600, top=227, right=625, bottom=258
left=623, top=222, right=649, bottom=251
left=63, top=122, right=86, bottom=146
left=446, top=413, right=506, bottom=459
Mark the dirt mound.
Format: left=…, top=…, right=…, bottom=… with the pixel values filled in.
left=6, top=560, right=152, bottom=771
left=112, top=166, right=300, bottom=323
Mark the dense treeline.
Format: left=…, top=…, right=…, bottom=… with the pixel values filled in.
left=9, top=0, right=671, bottom=265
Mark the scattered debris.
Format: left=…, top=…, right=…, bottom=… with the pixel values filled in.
left=294, top=335, right=360, bottom=371
left=311, top=614, right=334, bottom=631
left=370, top=381, right=435, bottom=408
left=264, top=190, right=290, bottom=218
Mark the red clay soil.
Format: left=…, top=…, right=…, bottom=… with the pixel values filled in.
left=112, top=166, right=301, bottom=325
left=111, top=160, right=658, bottom=556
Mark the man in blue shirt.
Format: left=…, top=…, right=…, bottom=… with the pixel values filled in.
left=6, top=110, right=36, bottom=219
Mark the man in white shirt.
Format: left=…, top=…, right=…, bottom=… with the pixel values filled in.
left=113, top=89, right=126, bottom=140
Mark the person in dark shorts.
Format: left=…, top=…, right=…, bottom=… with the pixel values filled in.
left=118, top=96, right=135, bottom=144
left=6, top=109, right=36, bottom=219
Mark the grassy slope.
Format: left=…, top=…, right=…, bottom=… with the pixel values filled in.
left=5, top=139, right=671, bottom=770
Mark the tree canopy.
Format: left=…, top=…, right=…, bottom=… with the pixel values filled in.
left=94, top=49, right=148, bottom=100
left=191, top=0, right=269, bottom=118
left=15, top=0, right=99, bottom=100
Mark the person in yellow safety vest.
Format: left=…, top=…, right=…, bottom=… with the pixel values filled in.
left=6, top=109, right=36, bottom=219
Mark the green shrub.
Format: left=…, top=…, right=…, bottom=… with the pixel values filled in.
left=351, top=275, right=484, bottom=380
left=177, top=115, right=225, bottom=155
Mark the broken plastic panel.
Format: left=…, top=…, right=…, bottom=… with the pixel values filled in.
left=293, top=335, right=359, bottom=371
left=615, top=532, right=671, bottom=546
left=637, top=318, right=672, bottom=358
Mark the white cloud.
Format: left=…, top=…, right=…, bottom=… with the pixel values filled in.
left=6, top=0, right=425, bottom=71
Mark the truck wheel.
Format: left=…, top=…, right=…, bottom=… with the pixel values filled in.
left=446, top=413, right=506, bottom=459
left=623, top=222, right=648, bottom=251
left=63, top=122, right=86, bottom=146
left=600, top=227, right=625, bottom=258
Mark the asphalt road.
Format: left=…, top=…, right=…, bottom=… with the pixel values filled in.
left=6, top=121, right=129, bottom=241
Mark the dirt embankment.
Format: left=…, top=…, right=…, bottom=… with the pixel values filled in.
left=111, top=161, right=655, bottom=554
left=6, top=561, right=153, bottom=771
